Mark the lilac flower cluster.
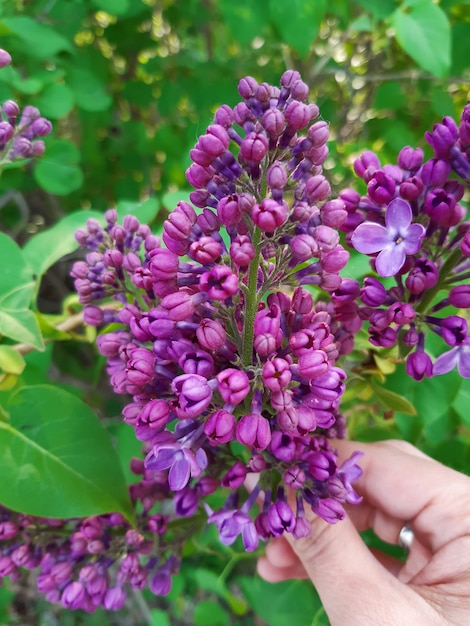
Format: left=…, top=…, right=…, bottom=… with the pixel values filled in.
left=3, top=68, right=470, bottom=612
left=0, top=463, right=181, bottom=612
left=338, top=103, right=470, bottom=379
left=0, top=49, right=52, bottom=164
left=68, top=72, right=363, bottom=587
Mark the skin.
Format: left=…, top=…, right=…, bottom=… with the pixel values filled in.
left=257, top=440, right=470, bottom=626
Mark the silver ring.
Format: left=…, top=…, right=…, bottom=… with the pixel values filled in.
left=398, top=523, right=414, bottom=551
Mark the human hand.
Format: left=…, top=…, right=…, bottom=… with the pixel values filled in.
left=257, top=440, right=470, bottom=626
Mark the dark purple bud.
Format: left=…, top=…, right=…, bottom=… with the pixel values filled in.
left=320, top=199, right=348, bottom=228
left=285, top=101, right=311, bottom=130
left=267, top=161, right=288, bottom=189
left=104, top=587, right=126, bottom=610
left=254, top=332, right=277, bottom=357
left=400, top=175, right=424, bottom=201
left=440, top=315, right=468, bottom=346
left=268, top=500, right=296, bottom=535
left=270, top=431, right=295, bottom=461
left=174, top=488, right=199, bottom=517
left=137, top=399, right=170, bottom=430
left=292, top=286, right=313, bottom=313
left=196, top=318, right=226, bottom=350
left=308, top=450, right=337, bottom=481
left=198, top=133, right=226, bottom=159
left=449, top=285, right=470, bottom=308
left=424, top=189, right=460, bottom=227
left=0, top=49, right=11, bottom=67
left=126, top=348, right=155, bottom=389
left=230, top=234, right=255, bottom=266
left=200, top=266, right=239, bottom=299
left=307, top=120, right=329, bottom=146
left=172, top=373, right=213, bottom=418
left=305, top=174, right=330, bottom=202
left=262, top=108, right=285, bottom=136
left=0, top=121, right=14, bottom=143
left=321, top=246, right=349, bottom=273
left=149, top=248, right=179, bottom=279
left=262, top=358, right=292, bottom=391
left=31, top=117, right=52, bottom=137
left=387, top=302, right=416, bottom=325
left=214, top=104, right=234, bottom=128
left=361, top=277, right=387, bottom=307
left=298, top=350, right=329, bottom=380
left=353, top=151, right=380, bottom=181
left=189, top=236, right=222, bottom=263
left=186, top=163, right=212, bottom=188
left=61, top=582, right=87, bottom=610
left=216, top=368, right=250, bottom=405
left=369, top=326, right=397, bottom=348
left=425, top=118, right=458, bottom=158
left=150, top=567, right=172, bottom=596
left=238, top=76, right=258, bottom=98
left=217, top=194, right=243, bottom=226
left=313, top=498, right=345, bottom=524
left=3, top=99, right=19, bottom=121
left=313, top=225, right=339, bottom=252
left=221, top=460, right=247, bottom=488
left=406, top=351, right=433, bottom=381
left=240, top=132, right=269, bottom=162
left=204, top=409, right=236, bottom=444
left=462, top=232, right=470, bottom=257
left=160, top=291, right=196, bottom=321
left=367, top=171, right=396, bottom=205
left=252, top=198, right=288, bottom=231
left=0, top=520, right=18, bottom=539
left=83, top=305, right=103, bottom=326
left=421, top=158, right=451, bottom=187
left=398, top=146, right=424, bottom=171
left=236, top=413, right=271, bottom=451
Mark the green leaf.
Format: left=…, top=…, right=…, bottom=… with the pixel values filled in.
left=391, top=0, right=451, bottom=78
left=34, top=140, right=84, bottom=195
left=0, top=346, right=25, bottom=375
left=0, top=233, right=43, bottom=349
left=0, top=310, right=43, bottom=350
left=355, top=0, right=395, bottom=19
left=0, top=385, right=134, bottom=521
left=452, top=378, right=470, bottom=428
left=373, top=81, right=405, bottom=110
left=194, top=600, right=229, bottom=626
left=350, top=16, right=372, bottom=32
left=452, top=23, right=470, bottom=75
left=219, top=0, right=267, bottom=46
left=23, top=210, right=103, bottom=283
left=91, top=0, right=131, bottom=15
left=240, top=577, right=326, bottom=626
left=116, top=198, right=159, bottom=224
left=0, top=233, right=35, bottom=307
left=150, top=609, right=171, bottom=626
left=35, top=83, right=76, bottom=119
left=269, top=0, right=326, bottom=57
left=370, top=382, right=417, bottom=415
left=1, top=16, right=73, bottom=58
left=67, top=67, right=112, bottom=112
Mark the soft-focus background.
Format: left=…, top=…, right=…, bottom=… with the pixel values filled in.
left=0, top=0, right=469, bottom=624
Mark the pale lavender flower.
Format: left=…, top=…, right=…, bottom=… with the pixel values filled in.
left=351, top=198, right=426, bottom=277
left=433, top=338, right=470, bottom=378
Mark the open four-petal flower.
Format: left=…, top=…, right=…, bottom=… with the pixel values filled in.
left=351, top=198, right=426, bottom=277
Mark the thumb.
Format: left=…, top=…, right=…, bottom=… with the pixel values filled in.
left=283, top=513, right=434, bottom=626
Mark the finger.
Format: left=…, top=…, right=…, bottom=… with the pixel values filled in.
left=257, top=555, right=307, bottom=582
left=334, top=439, right=470, bottom=553
left=283, top=510, right=439, bottom=625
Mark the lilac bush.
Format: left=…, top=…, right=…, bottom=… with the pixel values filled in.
left=1, top=67, right=469, bottom=612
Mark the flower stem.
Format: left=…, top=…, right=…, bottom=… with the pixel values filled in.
left=242, top=227, right=262, bottom=367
